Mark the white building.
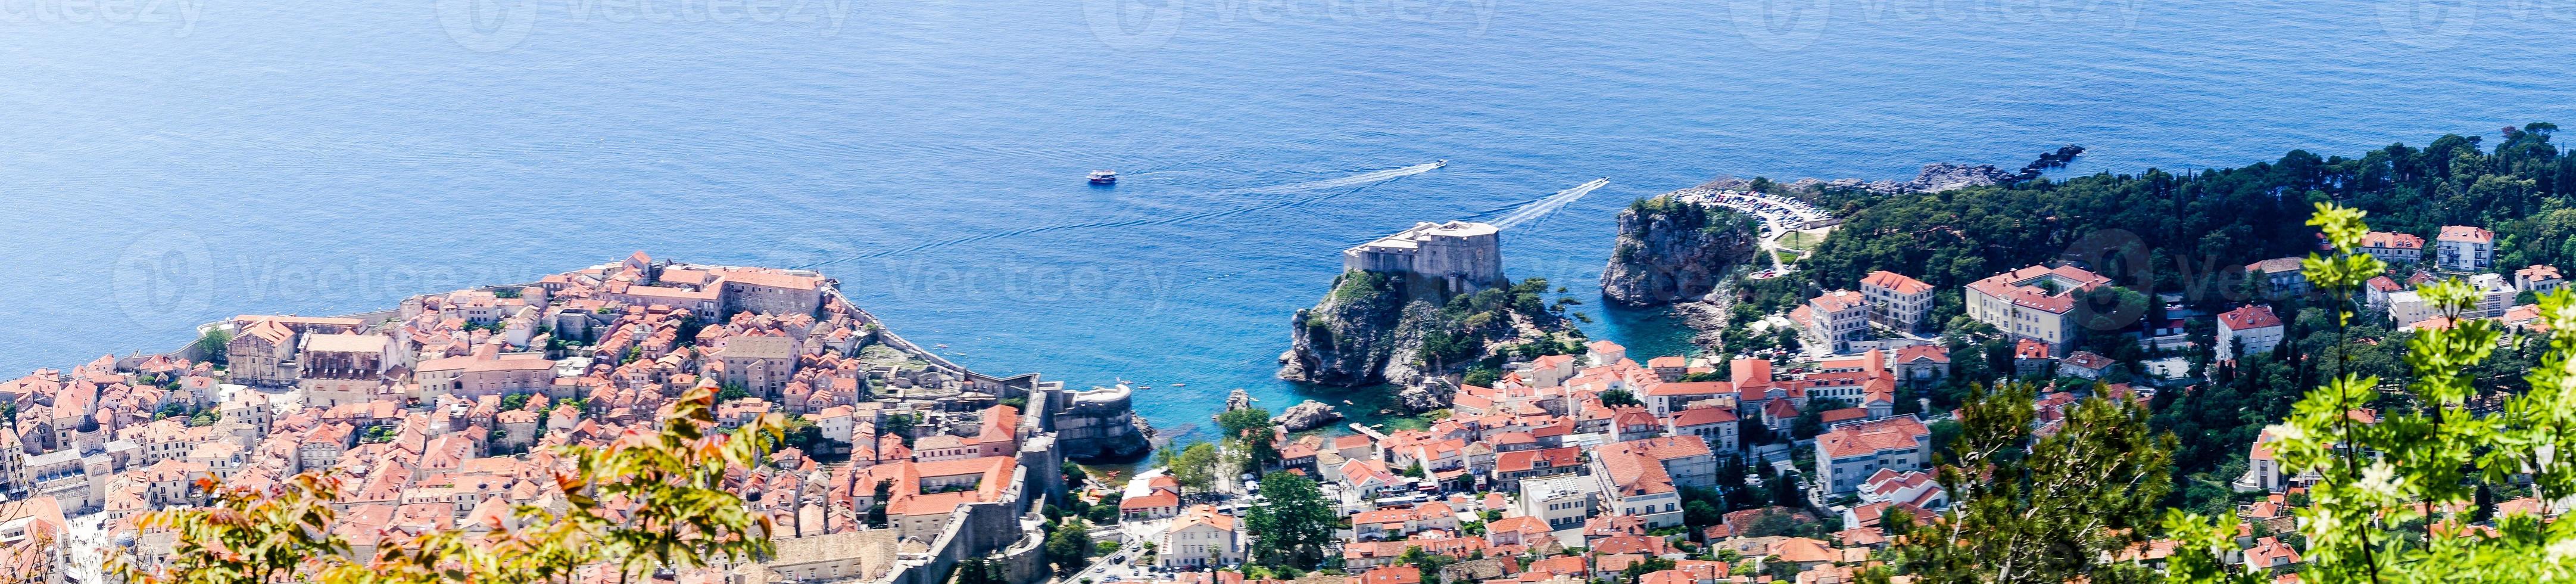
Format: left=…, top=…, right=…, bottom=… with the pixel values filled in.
left=1158, top=505, right=1243, bottom=569
left=1814, top=416, right=1932, bottom=494
left=1518, top=473, right=1601, bottom=530
left=2517, top=265, right=2565, bottom=295
left=2216, top=305, right=2286, bottom=361
left=2467, top=273, right=2517, bottom=318
left=1964, top=265, right=2114, bottom=353
left=2387, top=290, right=2431, bottom=328
left=2436, top=226, right=2496, bottom=272
left=1859, top=271, right=1935, bottom=332
left=1794, top=290, right=1872, bottom=354
left=2360, top=231, right=2424, bottom=265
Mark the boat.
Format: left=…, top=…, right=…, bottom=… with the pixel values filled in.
left=1088, top=170, right=1118, bottom=184
left=1433, top=159, right=1448, bottom=167
left=1170, top=383, right=1185, bottom=387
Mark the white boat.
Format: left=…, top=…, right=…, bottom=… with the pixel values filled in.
left=1089, top=170, right=1118, bottom=184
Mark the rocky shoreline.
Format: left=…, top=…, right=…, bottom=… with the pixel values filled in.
left=1617, top=147, right=2086, bottom=352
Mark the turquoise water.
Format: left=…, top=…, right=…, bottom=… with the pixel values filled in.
left=4, top=0, right=2574, bottom=441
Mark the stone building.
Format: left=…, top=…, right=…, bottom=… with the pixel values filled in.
left=717, top=336, right=799, bottom=397
left=226, top=319, right=298, bottom=386
left=295, top=333, right=396, bottom=408
left=1343, top=220, right=1507, bottom=293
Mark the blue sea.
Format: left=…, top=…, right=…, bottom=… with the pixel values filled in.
left=4, top=0, right=2572, bottom=441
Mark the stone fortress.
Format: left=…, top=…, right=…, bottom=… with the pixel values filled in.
left=1342, top=220, right=1508, bottom=293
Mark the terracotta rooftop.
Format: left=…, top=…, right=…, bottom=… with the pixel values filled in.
left=2219, top=305, right=2284, bottom=330
left=2438, top=225, right=2494, bottom=243
left=1861, top=271, right=1933, bottom=296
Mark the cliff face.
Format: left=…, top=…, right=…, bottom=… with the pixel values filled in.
left=1277, top=271, right=1414, bottom=386
left=1601, top=197, right=1758, bottom=306
left=1279, top=270, right=1575, bottom=389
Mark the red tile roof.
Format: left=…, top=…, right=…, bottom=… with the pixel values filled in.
left=1894, top=344, right=1948, bottom=364
left=1668, top=406, right=1738, bottom=427
left=2438, top=225, right=2494, bottom=243
left=1861, top=271, right=1933, bottom=296
left=2219, top=305, right=2284, bottom=330
left=1817, top=417, right=1929, bottom=459
left=2362, top=231, right=2423, bottom=250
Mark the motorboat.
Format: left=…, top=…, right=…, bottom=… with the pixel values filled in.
left=1089, top=170, right=1118, bottom=184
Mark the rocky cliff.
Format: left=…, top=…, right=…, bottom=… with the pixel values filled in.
left=1278, top=270, right=1416, bottom=386
left=1279, top=270, right=1580, bottom=389
left=1601, top=195, right=1760, bottom=307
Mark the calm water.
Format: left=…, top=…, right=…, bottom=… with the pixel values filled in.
left=4, top=0, right=2573, bottom=440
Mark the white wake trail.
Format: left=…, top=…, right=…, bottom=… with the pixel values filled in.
left=1490, top=178, right=1609, bottom=229
left=1233, top=161, right=1446, bottom=194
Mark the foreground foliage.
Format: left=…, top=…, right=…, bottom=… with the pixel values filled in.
left=1873, top=384, right=2174, bottom=584
left=2166, top=204, right=2576, bottom=582
left=113, top=384, right=787, bottom=584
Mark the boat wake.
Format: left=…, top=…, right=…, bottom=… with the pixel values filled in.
left=802, top=163, right=1440, bottom=268
left=1486, top=178, right=1608, bottom=229
left=1228, top=160, right=1445, bottom=195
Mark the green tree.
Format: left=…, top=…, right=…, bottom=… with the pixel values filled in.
left=881, top=412, right=918, bottom=447
left=1163, top=442, right=1220, bottom=493
left=955, top=557, right=1003, bottom=584
left=1878, top=383, right=2174, bottom=584
left=1046, top=521, right=1094, bottom=576
left=1599, top=388, right=1642, bottom=408
left=1245, top=471, right=1335, bottom=570
left=194, top=329, right=232, bottom=364
left=1619, top=557, right=1677, bottom=584
left=1215, top=407, right=1278, bottom=468
left=780, top=415, right=824, bottom=452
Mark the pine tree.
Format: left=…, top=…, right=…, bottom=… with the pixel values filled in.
left=1876, top=383, right=2175, bottom=584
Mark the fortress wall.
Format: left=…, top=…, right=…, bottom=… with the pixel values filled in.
left=1047, top=384, right=1147, bottom=461
left=879, top=465, right=1040, bottom=584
